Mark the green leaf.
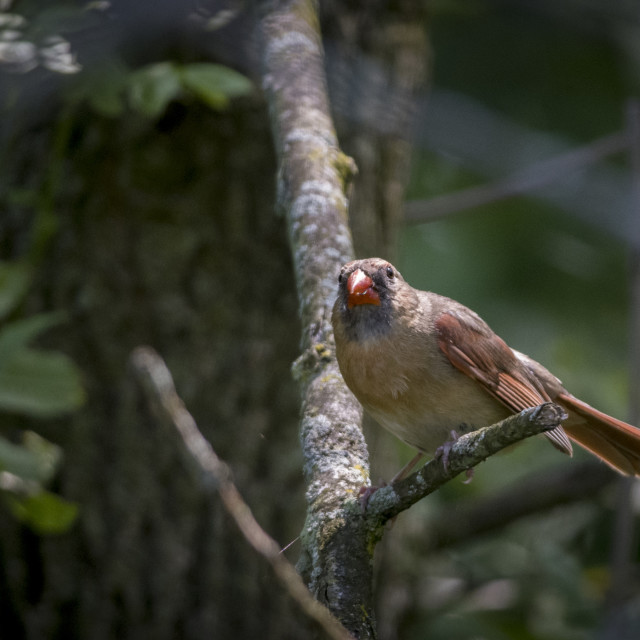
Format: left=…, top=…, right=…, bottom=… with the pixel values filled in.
left=0, top=312, right=66, bottom=361
left=127, top=62, right=182, bottom=118
left=89, top=82, right=126, bottom=117
left=69, top=59, right=129, bottom=117
left=0, top=432, right=62, bottom=484
left=6, top=491, right=78, bottom=535
left=0, top=432, right=72, bottom=535
left=23, top=431, right=63, bottom=484
left=178, top=63, right=252, bottom=110
left=0, top=436, right=42, bottom=482
left=0, top=261, right=33, bottom=321
left=0, top=348, right=85, bottom=417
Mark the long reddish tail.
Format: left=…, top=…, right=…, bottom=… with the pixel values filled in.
left=558, top=393, right=640, bottom=476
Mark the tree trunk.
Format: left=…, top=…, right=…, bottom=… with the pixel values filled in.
left=1, top=102, right=310, bottom=639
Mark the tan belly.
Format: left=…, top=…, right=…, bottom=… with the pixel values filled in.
left=336, top=324, right=512, bottom=454
left=343, top=350, right=510, bottom=454
left=365, top=378, right=511, bottom=454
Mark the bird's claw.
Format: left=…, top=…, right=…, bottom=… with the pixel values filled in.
left=435, top=430, right=475, bottom=482
left=434, top=429, right=460, bottom=472
left=358, top=484, right=381, bottom=512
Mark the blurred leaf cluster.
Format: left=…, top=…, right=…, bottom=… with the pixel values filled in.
left=1, top=0, right=253, bottom=535
left=1, top=0, right=253, bottom=118
left=72, top=60, right=253, bottom=118
left=0, top=257, right=84, bottom=534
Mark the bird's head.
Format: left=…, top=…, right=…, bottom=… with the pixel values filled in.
left=333, top=258, right=414, bottom=340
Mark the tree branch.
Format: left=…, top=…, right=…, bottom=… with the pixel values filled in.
left=365, top=403, right=568, bottom=525
left=130, top=346, right=354, bottom=640
left=257, top=1, right=380, bottom=637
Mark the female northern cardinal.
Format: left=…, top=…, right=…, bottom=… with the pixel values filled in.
left=331, top=257, right=640, bottom=476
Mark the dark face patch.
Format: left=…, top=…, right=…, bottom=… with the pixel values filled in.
left=335, top=259, right=402, bottom=342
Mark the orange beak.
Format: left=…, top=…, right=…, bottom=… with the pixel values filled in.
left=347, top=269, right=380, bottom=309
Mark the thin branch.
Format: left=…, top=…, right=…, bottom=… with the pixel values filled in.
left=365, top=403, right=568, bottom=524
left=130, top=346, right=354, bottom=640
left=404, top=131, right=629, bottom=223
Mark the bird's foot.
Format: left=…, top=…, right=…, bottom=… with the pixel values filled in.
left=434, top=430, right=460, bottom=472
left=435, top=430, right=475, bottom=482
left=358, top=484, right=382, bottom=512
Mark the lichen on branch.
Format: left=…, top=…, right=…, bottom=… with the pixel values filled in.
left=258, top=0, right=374, bottom=636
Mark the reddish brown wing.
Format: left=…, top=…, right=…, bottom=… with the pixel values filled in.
left=436, top=311, right=549, bottom=409
left=436, top=311, right=572, bottom=455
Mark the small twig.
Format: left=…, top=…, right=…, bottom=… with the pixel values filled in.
left=365, top=403, right=568, bottom=524
left=130, top=346, right=354, bottom=640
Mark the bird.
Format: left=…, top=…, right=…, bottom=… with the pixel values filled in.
left=331, top=257, right=640, bottom=477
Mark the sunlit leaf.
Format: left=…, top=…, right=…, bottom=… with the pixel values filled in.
left=127, top=62, right=182, bottom=118
left=0, top=432, right=61, bottom=484
left=23, top=431, right=63, bottom=484
left=6, top=491, right=78, bottom=535
left=0, top=348, right=85, bottom=417
left=179, top=63, right=252, bottom=110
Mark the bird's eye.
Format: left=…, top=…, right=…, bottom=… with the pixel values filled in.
left=386, top=266, right=394, bottom=279
left=338, top=272, right=343, bottom=284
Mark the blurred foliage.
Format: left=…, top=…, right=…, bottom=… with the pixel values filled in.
left=71, top=59, right=253, bottom=118
left=1, top=432, right=78, bottom=535
left=0, top=0, right=86, bottom=74
left=402, top=0, right=633, bottom=415
left=0, top=253, right=84, bottom=534
left=0, top=0, right=252, bottom=539
left=0, top=310, right=85, bottom=416
left=427, top=2, right=628, bottom=139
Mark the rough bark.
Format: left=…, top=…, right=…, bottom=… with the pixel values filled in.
left=258, top=1, right=377, bottom=635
